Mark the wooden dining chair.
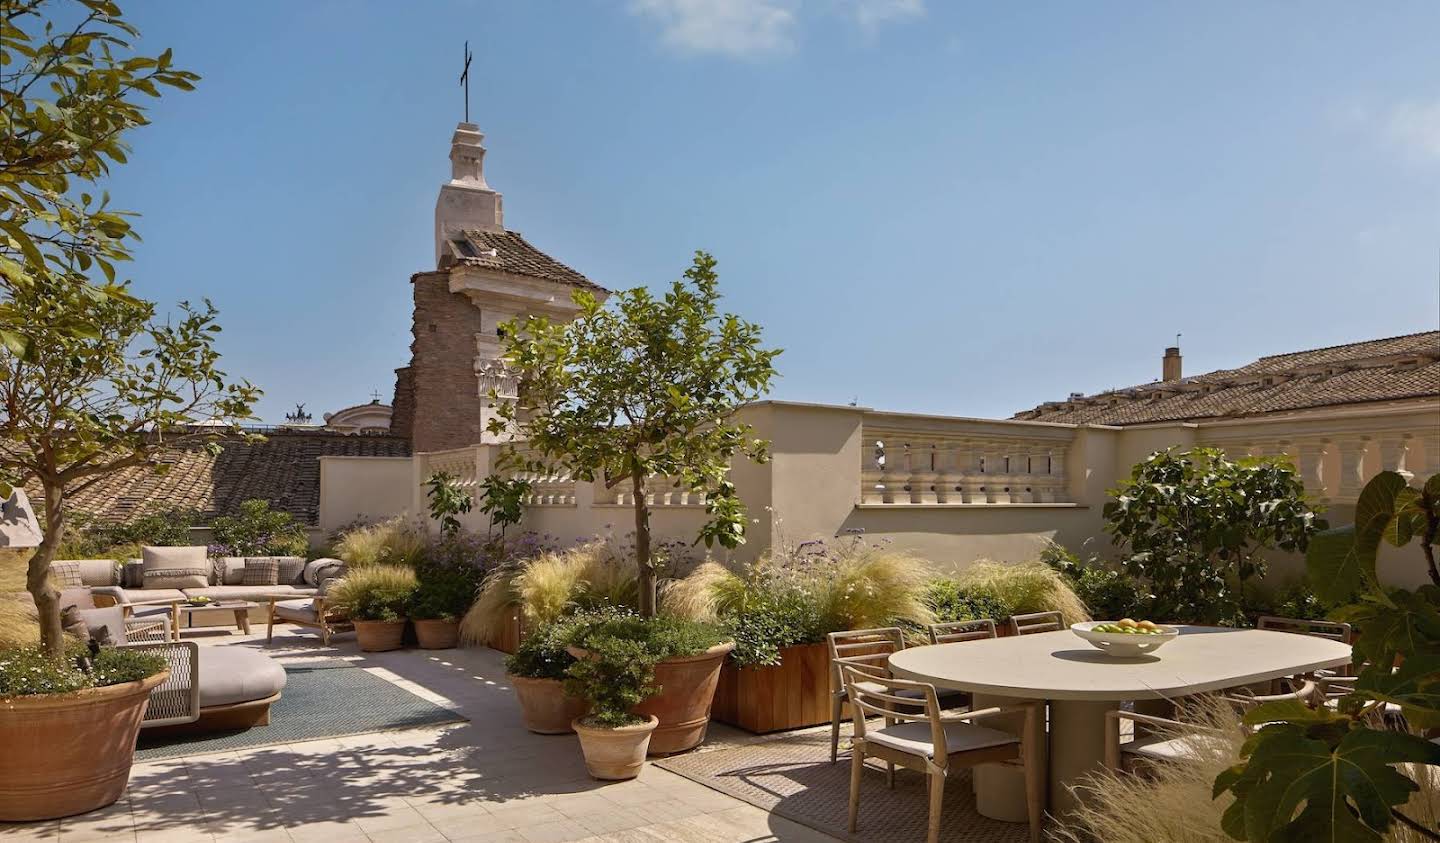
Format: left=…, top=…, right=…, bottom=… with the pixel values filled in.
left=1010, top=611, right=1063, bottom=636
left=1105, top=679, right=1320, bottom=771
left=828, top=628, right=906, bottom=762
left=1257, top=615, right=1356, bottom=686
left=840, top=662, right=1044, bottom=843
left=927, top=618, right=998, bottom=645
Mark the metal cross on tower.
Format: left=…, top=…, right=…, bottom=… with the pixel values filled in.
left=459, top=41, right=473, bottom=123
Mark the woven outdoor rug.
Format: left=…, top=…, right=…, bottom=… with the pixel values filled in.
left=135, top=659, right=466, bottom=761
left=656, top=729, right=1032, bottom=843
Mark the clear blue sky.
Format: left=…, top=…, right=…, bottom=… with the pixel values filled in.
left=109, top=1, right=1440, bottom=424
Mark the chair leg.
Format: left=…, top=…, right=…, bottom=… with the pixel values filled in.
left=830, top=694, right=844, bottom=762
left=848, top=742, right=864, bottom=833
left=321, top=621, right=331, bottom=646
left=927, top=770, right=944, bottom=843
left=265, top=603, right=276, bottom=644
left=886, top=760, right=895, bottom=789
left=1025, top=707, right=1045, bottom=843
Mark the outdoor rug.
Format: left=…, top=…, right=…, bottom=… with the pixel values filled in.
left=136, top=659, right=467, bottom=762
left=656, top=729, right=1032, bottom=843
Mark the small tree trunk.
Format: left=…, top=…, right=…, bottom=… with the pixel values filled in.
left=26, top=481, right=67, bottom=659
left=632, top=472, right=655, bottom=617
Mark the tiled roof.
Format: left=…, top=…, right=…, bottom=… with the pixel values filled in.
left=26, top=430, right=411, bottom=527
left=442, top=229, right=607, bottom=292
left=1014, top=331, right=1440, bottom=425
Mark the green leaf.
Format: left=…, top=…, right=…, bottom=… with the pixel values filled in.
left=1354, top=653, right=1440, bottom=729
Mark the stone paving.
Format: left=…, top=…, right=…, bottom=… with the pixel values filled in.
left=0, top=623, right=840, bottom=843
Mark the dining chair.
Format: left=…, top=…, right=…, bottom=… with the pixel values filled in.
left=1105, top=679, right=1319, bottom=771
left=1257, top=615, right=1356, bottom=686
left=840, top=662, right=1044, bottom=843
left=927, top=619, right=998, bottom=645
left=1010, top=611, right=1063, bottom=636
left=828, top=628, right=906, bottom=762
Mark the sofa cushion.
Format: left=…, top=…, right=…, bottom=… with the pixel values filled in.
left=214, top=557, right=245, bottom=586
left=303, top=558, right=345, bottom=586
left=50, top=559, right=119, bottom=587
left=182, top=584, right=315, bottom=602
left=120, top=587, right=188, bottom=605
left=242, top=559, right=279, bottom=586
left=142, top=546, right=210, bottom=590
left=50, top=561, right=85, bottom=588
left=275, top=557, right=306, bottom=585
left=271, top=598, right=317, bottom=623
left=121, top=560, right=144, bottom=588
left=73, top=606, right=125, bottom=645
left=196, top=647, right=287, bottom=709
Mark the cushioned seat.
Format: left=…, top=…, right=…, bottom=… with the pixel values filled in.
left=1123, top=733, right=1229, bottom=764
left=866, top=720, right=1018, bottom=758
left=119, top=587, right=188, bottom=604
left=182, top=585, right=316, bottom=602
left=270, top=598, right=317, bottom=623
left=196, top=647, right=287, bottom=708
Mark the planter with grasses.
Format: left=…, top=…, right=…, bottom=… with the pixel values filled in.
left=326, top=565, right=417, bottom=652
left=410, top=560, right=482, bottom=650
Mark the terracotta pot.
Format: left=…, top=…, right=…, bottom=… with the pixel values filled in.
left=414, top=618, right=459, bottom=649
left=0, top=670, right=167, bottom=821
left=573, top=715, right=659, bottom=780
left=353, top=619, right=406, bottom=652
left=509, top=674, right=588, bottom=734
left=634, top=642, right=734, bottom=755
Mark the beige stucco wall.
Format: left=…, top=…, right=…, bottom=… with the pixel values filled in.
left=318, top=398, right=1439, bottom=586
left=318, top=456, right=416, bottom=533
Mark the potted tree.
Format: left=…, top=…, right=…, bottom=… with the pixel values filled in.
left=503, top=621, right=587, bottom=733
left=0, top=4, right=252, bottom=820
left=326, top=565, right=417, bottom=652
left=491, top=251, right=776, bottom=753
left=410, top=563, right=480, bottom=649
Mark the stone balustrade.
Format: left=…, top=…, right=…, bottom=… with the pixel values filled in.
left=858, top=412, right=1076, bottom=506
left=1197, top=411, right=1440, bottom=503
left=420, top=446, right=484, bottom=491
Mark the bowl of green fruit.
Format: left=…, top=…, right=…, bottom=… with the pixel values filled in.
left=1071, top=618, right=1178, bottom=658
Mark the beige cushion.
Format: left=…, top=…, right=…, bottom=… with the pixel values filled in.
left=182, top=585, right=313, bottom=602
left=120, top=587, right=187, bottom=604
left=272, top=598, right=319, bottom=623
left=196, top=647, right=286, bottom=708
left=242, top=559, right=279, bottom=586
left=51, top=559, right=120, bottom=587
left=142, top=546, right=210, bottom=590
left=1123, top=733, right=1228, bottom=764
left=866, top=721, right=1018, bottom=758
left=50, top=561, right=85, bottom=588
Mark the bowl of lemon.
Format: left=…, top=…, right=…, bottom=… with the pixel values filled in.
left=1071, top=618, right=1178, bottom=658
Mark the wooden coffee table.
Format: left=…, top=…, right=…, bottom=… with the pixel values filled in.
left=173, top=600, right=259, bottom=635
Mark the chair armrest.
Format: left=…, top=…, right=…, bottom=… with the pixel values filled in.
left=118, top=641, right=200, bottom=728
left=90, top=586, right=128, bottom=607
left=941, top=701, right=1041, bottom=725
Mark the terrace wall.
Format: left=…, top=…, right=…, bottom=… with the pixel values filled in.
left=318, top=399, right=1440, bottom=585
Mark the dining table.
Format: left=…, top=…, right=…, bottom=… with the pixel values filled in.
left=887, top=625, right=1352, bottom=819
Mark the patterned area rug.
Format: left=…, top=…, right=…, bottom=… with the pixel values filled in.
left=136, top=659, right=466, bottom=761
left=656, top=729, right=1033, bottom=843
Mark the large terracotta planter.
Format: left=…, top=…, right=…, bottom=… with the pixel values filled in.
left=0, top=671, right=167, bottom=821
left=414, top=619, right=460, bottom=649
left=573, top=715, right=659, bottom=780
left=713, top=642, right=830, bottom=733
left=354, top=619, right=406, bottom=652
left=633, top=642, right=734, bottom=755
left=509, top=674, right=588, bottom=734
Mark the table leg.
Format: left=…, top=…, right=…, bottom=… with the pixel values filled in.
left=972, top=693, right=1045, bottom=823
left=1047, top=698, right=1119, bottom=817
left=236, top=608, right=251, bottom=634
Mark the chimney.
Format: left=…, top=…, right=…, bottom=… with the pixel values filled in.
left=1162, top=346, right=1182, bottom=381
left=434, top=122, right=505, bottom=266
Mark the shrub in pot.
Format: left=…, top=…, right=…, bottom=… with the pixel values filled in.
left=326, top=565, right=417, bottom=652
left=410, top=562, right=482, bottom=649
left=564, top=623, right=662, bottom=780
left=0, top=644, right=168, bottom=820
left=504, top=621, right=585, bottom=734
left=565, top=610, right=731, bottom=755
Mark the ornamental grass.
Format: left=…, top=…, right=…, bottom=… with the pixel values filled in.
left=333, top=517, right=428, bottom=568
left=952, top=559, right=1090, bottom=625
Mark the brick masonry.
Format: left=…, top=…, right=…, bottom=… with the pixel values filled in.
left=398, top=270, right=485, bottom=452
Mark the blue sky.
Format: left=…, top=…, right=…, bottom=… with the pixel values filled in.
left=110, top=1, right=1440, bottom=424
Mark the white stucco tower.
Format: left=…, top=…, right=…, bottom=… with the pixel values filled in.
left=433, top=122, right=504, bottom=266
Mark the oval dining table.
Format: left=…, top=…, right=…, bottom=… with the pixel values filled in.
left=887, top=625, right=1352, bottom=819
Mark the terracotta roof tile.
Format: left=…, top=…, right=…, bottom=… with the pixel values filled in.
left=25, top=430, right=411, bottom=527
left=1015, top=331, right=1440, bottom=425
left=443, top=229, right=606, bottom=292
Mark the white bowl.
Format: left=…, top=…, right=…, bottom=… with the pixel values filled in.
left=1071, top=622, right=1179, bottom=658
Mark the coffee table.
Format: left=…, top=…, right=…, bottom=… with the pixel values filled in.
left=172, top=600, right=259, bottom=635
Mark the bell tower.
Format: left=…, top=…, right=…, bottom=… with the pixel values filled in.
left=433, top=122, right=504, bottom=266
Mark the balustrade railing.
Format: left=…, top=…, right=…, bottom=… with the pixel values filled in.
left=1201, top=424, right=1439, bottom=503
left=420, top=447, right=483, bottom=491
left=858, top=414, right=1075, bottom=506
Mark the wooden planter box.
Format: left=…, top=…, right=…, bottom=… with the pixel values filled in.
left=712, top=642, right=831, bottom=733
left=490, top=610, right=525, bottom=655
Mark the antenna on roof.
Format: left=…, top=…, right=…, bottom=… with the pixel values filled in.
left=1175, top=332, right=1182, bottom=349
